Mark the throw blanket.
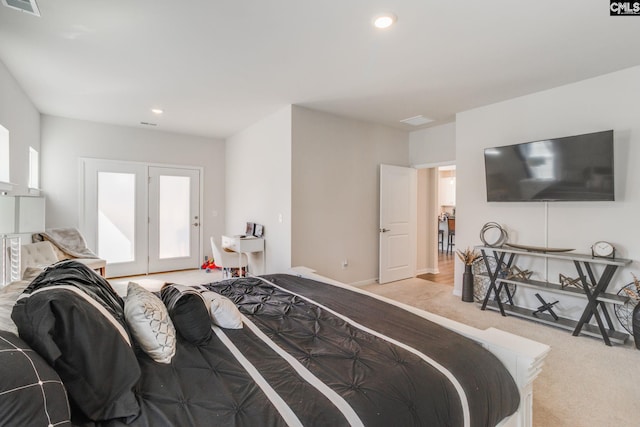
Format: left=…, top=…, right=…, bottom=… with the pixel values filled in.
left=33, top=228, right=98, bottom=259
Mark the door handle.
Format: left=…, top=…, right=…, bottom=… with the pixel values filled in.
left=380, top=228, right=390, bottom=233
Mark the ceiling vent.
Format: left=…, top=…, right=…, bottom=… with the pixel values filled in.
left=400, top=115, right=434, bottom=126
left=2, top=0, right=40, bottom=16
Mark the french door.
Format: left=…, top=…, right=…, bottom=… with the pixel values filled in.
left=81, top=159, right=201, bottom=278
left=148, top=167, right=200, bottom=273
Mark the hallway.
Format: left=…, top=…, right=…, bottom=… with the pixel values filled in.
left=417, top=251, right=455, bottom=285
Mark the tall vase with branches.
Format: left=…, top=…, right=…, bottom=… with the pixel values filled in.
left=457, top=248, right=480, bottom=302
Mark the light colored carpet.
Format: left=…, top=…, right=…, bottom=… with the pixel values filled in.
left=360, top=278, right=639, bottom=427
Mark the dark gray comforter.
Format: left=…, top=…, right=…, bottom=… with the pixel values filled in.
left=12, top=265, right=519, bottom=427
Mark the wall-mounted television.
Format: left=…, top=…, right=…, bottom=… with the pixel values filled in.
left=484, top=130, right=614, bottom=202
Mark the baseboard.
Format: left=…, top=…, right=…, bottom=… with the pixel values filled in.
left=349, top=278, right=379, bottom=287
left=416, top=268, right=439, bottom=275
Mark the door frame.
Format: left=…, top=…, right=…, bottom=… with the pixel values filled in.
left=79, top=158, right=204, bottom=277
left=413, top=161, right=457, bottom=276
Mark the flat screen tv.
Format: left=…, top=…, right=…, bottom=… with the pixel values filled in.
left=484, top=130, right=614, bottom=202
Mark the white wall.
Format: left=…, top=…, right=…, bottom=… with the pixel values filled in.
left=291, top=106, right=409, bottom=284
left=40, top=115, right=226, bottom=259
left=225, top=106, right=292, bottom=274
left=409, top=122, right=455, bottom=167
left=456, top=65, right=640, bottom=316
left=0, top=59, right=40, bottom=194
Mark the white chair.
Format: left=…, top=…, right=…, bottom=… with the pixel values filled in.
left=210, top=237, right=248, bottom=278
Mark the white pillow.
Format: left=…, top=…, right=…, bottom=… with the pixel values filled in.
left=200, top=291, right=243, bottom=329
left=0, top=281, right=30, bottom=335
left=124, top=282, right=176, bottom=363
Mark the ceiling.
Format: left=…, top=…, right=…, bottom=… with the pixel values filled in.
left=1, top=1, right=640, bottom=139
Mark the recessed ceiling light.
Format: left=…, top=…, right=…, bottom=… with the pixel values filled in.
left=151, top=108, right=164, bottom=115
left=400, top=115, right=433, bottom=126
left=373, top=13, right=397, bottom=29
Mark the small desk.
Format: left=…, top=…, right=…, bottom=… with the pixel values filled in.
left=221, top=235, right=265, bottom=275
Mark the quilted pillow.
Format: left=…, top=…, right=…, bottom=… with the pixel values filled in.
left=161, top=284, right=212, bottom=345
left=0, top=331, right=71, bottom=426
left=200, top=290, right=243, bottom=329
left=11, top=261, right=141, bottom=422
left=125, top=282, right=176, bottom=363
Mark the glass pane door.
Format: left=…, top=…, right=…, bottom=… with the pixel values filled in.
left=81, top=159, right=148, bottom=278
left=81, top=160, right=201, bottom=277
left=148, top=167, right=200, bottom=273
left=98, top=172, right=136, bottom=263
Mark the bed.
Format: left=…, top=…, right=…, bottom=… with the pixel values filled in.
left=2, top=261, right=549, bottom=427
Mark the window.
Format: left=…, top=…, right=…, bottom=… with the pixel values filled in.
left=29, top=147, right=39, bottom=189
left=0, top=125, right=9, bottom=185
left=158, top=175, right=191, bottom=259
left=97, top=171, right=136, bottom=264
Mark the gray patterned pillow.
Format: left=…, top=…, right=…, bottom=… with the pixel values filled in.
left=124, top=282, right=176, bottom=364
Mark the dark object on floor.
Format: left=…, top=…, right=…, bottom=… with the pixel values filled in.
left=462, top=264, right=474, bottom=302
left=532, top=293, right=559, bottom=321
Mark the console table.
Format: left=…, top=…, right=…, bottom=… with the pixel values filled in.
left=475, top=246, right=631, bottom=346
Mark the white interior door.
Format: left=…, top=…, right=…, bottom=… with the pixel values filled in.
left=379, top=164, right=417, bottom=284
left=148, top=167, right=200, bottom=273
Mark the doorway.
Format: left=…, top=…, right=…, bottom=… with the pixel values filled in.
left=415, top=164, right=456, bottom=285
left=80, top=159, right=202, bottom=278
left=436, top=165, right=456, bottom=282
left=417, top=253, right=455, bottom=284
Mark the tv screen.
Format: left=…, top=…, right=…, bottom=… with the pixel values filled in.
left=484, top=130, right=614, bottom=202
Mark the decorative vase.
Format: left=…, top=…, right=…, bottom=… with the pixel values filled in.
left=633, top=302, right=640, bottom=350
left=462, top=264, right=474, bottom=302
